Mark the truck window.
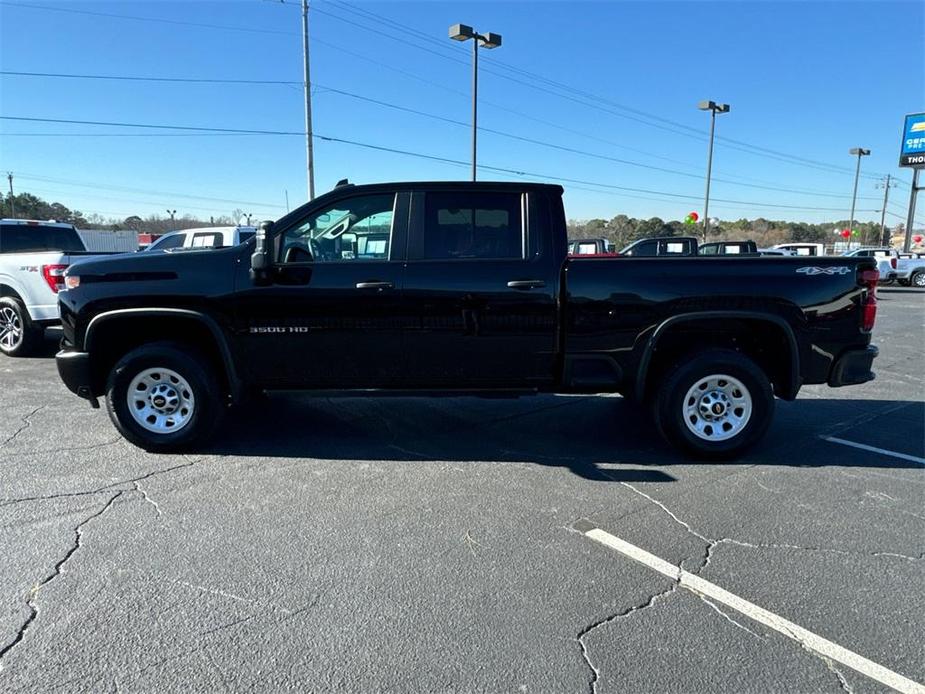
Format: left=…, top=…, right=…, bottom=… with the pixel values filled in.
left=191, top=232, right=223, bottom=248
left=576, top=241, right=598, bottom=255
left=281, top=193, right=395, bottom=263
left=422, top=191, right=523, bottom=260
left=0, top=223, right=85, bottom=253
left=627, top=240, right=658, bottom=257
left=149, top=233, right=185, bottom=251
left=699, top=244, right=718, bottom=255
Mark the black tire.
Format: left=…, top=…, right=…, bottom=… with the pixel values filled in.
left=0, top=296, right=44, bottom=357
left=105, top=341, right=224, bottom=452
left=911, top=271, right=925, bottom=288
left=653, top=349, right=774, bottom=460
left=898, top=279, right=911, bottom=287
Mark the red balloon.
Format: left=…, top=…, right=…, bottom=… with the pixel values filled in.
left=914, top=235, right=924, bottom=244
left=841, top=229, right=852, bottom=239
left=688, top=211, right=699, bottom=222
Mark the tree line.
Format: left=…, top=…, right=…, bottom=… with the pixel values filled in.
left=2, top=192, right=249, bottom=234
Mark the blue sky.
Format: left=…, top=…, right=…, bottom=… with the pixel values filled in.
left=0, top=0, right=922, bottom=227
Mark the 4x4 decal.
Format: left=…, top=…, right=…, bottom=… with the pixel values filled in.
left=796, top=266, right=851, bottom=276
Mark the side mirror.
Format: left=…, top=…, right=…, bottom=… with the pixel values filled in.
left=250, top=220, right=274, bottom=284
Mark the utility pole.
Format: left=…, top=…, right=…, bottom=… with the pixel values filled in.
left=6, top=172, right=14, bottom=218
left=285, top=189, right=290, bottom=212
left=876, top=175, right=895, bottom=246
left=302, top=0, right=315, bottom=201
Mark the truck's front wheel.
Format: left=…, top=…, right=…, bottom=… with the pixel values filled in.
left=653, top=349, right=774, bottom=460
left=105, top=342, right=223, bottom=452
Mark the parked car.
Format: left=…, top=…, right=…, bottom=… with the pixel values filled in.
left=145, top=226, right=257, bottom=252
left=56, top=181, right=879, bottom=459
left=0, top=219, right=117, bottom=356
left=757, top=248, right=796, bottom=256
left=773, top=243, right=825, bottom=256
left=619, top=236, right=698, bottom=256
left=77, top=229, right=140, bottom=253
left=841, top=247, right=898, bottom=283
left=894, top=254, right=925, bottom=287
left=698, top=241, right=758, bottom=256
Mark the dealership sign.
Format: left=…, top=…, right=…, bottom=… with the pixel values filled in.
left=900, top=113, right=925, bottom=168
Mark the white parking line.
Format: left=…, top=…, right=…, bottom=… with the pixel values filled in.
left=576, top=523, right=925, bottom=694
left=822, top=436, right=925, bottom=465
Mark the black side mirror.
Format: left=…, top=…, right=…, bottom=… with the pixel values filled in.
left=250, top=220, right=274, bottom=284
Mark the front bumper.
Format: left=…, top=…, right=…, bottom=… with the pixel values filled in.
left=56, top=349, right=99, bottom=408
left=828, top=345, right=878, bottom=387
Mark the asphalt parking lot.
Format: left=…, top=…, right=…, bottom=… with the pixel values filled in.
left=1, top=288, right=923, bottom=693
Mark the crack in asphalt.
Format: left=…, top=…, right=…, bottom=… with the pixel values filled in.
left=0, top=461, right=194, bottom=508
left=2, top=438, right=122, bottom=459
left=0, top=405, right=47, bottom=448
left=580, top=481, right=909, bottom=692
left=0, top=491, right=123, bottom=671
left=132, top=480, right=162, bottom=519
left=576, top=583, right=679, bottom=694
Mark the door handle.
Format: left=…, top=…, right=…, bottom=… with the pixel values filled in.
left=355, top=281, right=394, bottom=290
left=507, top=279, right=546, bottom=290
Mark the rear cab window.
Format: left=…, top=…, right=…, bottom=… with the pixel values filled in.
left=0, top=223, right=85, bottom=253
left=416, top=191, right=525, bottom=261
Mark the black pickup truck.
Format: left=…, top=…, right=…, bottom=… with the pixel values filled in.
left=56, top=181, right=879, bottom=458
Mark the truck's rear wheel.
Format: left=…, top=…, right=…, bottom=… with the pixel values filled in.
left=911, top=271, right=925, bottom=288
left=653, top=349, right=774, bottom=460
left=105, top=342, right=223, bottom=452
left=0, top=297, right=43, bottom=357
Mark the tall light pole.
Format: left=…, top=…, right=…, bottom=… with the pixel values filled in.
left=697, top=100, right=730, bottom=240
left=302, top=0, right=315, bottom=200
left=876, top=175, right=896, bottom=246
left=6, top=172, right=14, bottom=218
left=449, top=24, right=502, bottom=181
left=166, top=209, right=176, bottom=224
left=847, top=147, right=870, bottom=244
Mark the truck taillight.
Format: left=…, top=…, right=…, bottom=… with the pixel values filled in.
left=859, top=268, right=878, bottom=332
left=41, top=264, right=68, bottom=293
left=891, top=257, right=897, bottom=269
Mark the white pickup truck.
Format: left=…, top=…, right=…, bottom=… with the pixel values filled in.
left=144, top=226, right=256, bottom=252
left=0, top=219, right=116, bottom=356
left=841, top=247, right=899, bottom=284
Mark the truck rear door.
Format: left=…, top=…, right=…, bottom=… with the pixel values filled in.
left=401, top=188, right=558, bottom=388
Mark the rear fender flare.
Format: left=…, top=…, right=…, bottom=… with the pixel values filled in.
left=634, top=310, right=801, bottom=401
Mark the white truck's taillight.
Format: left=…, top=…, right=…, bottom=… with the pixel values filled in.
left=41, top=264, right=68, bottom=293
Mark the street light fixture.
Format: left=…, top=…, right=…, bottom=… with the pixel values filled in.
left=449, top=23, right=502, bottom=181
left=697, top=100, right=730, bottom=240
left=847, top=147, right=870, bottom=246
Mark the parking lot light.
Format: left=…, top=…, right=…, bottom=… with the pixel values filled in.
left=448, top=23, right=503, bottom=181
left=698, top=101, right=731, bottom=241
left=848, top=147, right=871, bottom=245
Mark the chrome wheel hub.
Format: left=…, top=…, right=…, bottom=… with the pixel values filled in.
left=683, top=374, right=752, bottom=442
left=0, top=306, right=23, bottom=351
left=128, top=368, right=195, bottom=434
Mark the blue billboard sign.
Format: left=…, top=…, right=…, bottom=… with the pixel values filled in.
left=900, top=112, right=925, bottom=168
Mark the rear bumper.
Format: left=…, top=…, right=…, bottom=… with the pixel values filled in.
left=828, top=345, right=878, bottom=387
left=56, top=349, right=99, bottom=407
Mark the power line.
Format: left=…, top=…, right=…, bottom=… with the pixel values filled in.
left=5, top=2, right=886, bottom=184
left=310, top=1, right=889, bottom=181
left=2, top=115, right=884, bottom=212
left=0, top=73, right=881, bottom=201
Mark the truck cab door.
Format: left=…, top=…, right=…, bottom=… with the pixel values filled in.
left=233, top=191, right=409, bottom=388
left=400, top=189, right=558, bottom=388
